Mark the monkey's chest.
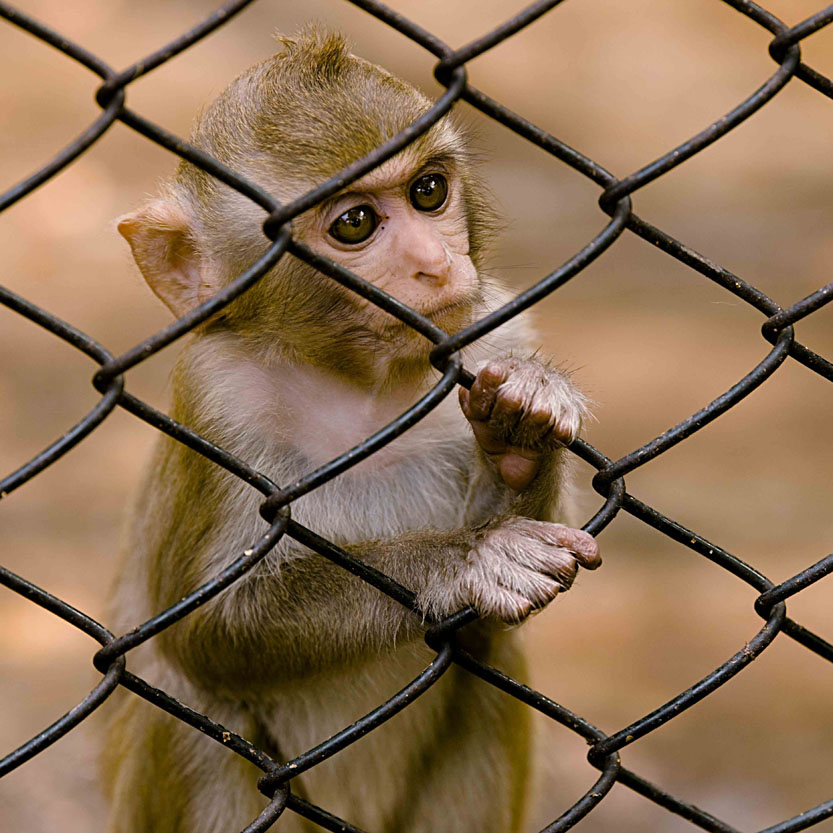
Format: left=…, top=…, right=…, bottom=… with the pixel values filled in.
left=288, top=444, right=473, bottom=543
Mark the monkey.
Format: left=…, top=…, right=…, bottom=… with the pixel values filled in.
left=103, top=29, right=600, bottom=833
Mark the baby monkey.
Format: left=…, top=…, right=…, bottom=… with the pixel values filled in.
left=106, top=29, right=600, bottom=833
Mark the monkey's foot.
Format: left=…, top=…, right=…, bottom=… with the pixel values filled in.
left=465, top=518, right=600, bottom=623
left=459, top=358, right=588, bottom=491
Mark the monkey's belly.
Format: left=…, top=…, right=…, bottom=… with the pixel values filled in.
left=255, top=632, right=529, bottom=833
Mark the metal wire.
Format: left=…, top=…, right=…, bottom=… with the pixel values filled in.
left=1, top=1, right=833, bottom=831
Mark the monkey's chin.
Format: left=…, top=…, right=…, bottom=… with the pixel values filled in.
left=397, top=303, right=474, bottom=352
left=368, top=300, right=476, bottom=373
left=424, top=300, right=475, bottom=335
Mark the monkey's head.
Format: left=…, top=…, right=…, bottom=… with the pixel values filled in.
left=119, top=29, right=498, bottom=379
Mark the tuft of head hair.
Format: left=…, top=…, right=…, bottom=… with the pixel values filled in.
left=179, top=27, right=440, bottom=197
left=172, top=28, right=496, bottom=270
left=272, top=27, right=351, bottom=86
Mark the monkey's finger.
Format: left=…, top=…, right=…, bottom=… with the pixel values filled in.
left=467, top=418, right=511, bottom=457
left=513, top=405, right=555, bottom=448
left=542, top=526, right=601, bottom=570
left=458, top=385, right=472, bottom=418
left=546, top=411, right=582, bottom=447
left=487, top=583, right=555, bottom=623
left=490, top=385, right=525, bottom=428
left=513, top=519, right=600, bottom=569
left=472, top=580, right=530, bottom=622
left=541, top=553, right=579, bottom=590
left=468, top=364, right=509, bottom=421
left=495, top=592, right=534, bottom=624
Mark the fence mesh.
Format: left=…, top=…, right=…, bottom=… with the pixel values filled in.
left=1, top=1, right=833, bottom=831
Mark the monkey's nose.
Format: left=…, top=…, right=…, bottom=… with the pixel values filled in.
left=398, top=219, right=453, bottom=287
left=411, top=240, right=452, bottom=287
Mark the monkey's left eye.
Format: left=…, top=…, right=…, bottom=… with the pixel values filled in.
left=409, top=174, right=448, bottom=212
left=328, top=205, right=379, bottom=244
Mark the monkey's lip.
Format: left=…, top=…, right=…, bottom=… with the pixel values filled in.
left=376, top=295, right=478, bottom=335
left=419, top=298, right=473, bottom=319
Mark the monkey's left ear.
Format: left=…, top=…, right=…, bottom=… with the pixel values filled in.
left=118, top=198, right=214, bottom=318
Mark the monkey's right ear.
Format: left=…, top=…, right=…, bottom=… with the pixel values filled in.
left=118, top=199, right=211, bottom=318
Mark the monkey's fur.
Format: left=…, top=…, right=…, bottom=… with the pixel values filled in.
left=105, top=30, right=599, bottom=833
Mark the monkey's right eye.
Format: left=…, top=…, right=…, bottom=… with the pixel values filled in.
left=328, top=205, right=378, bottom=245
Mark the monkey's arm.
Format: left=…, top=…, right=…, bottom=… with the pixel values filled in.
left=160, top=506, right=598, bottom=694
left=151, top=353, right=595, bottom=692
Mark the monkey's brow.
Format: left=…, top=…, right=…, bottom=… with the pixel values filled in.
left=342, top=153, right=457, bottom=196
left=412, top=153, right=457, bottom=177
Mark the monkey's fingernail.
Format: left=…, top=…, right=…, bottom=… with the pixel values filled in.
left=529, top=408, right=551, bottom=425
left=547, top=527, right=601, bottom=569
left=458, top=387, right=470, bottom=412
left=482, top=366, right=507, bottom=385
left=469, top=388, right=497, bottom=419
left=509, top=600, right=533, bottom=623
left=576, top=541, right=601, bottom=569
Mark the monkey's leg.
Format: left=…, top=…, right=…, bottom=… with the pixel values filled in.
left=264, top=632, right=530, bottom=833
left=159, top=513, right=598, bottom=697
left=105, top=687, right=273, bottom=833
left=382, top=632, right=530, bottom=833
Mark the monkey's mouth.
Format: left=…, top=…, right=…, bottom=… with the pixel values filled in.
left=374, top=291, right=481, bottom=339
left=422, top=302, right=460, bottom=319
left=420, top=293, right=480, bottom=322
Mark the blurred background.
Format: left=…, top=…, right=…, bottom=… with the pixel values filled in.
left=1, top=1, right=832, bottom=830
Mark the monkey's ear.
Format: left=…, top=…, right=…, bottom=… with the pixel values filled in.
left=118, top=199, right=211, bottom=318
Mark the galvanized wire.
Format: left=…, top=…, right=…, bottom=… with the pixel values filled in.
left=1, top=1, right=833, bottom=831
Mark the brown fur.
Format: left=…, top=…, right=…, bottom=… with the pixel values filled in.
left=105, top=28, right=597, bottom=833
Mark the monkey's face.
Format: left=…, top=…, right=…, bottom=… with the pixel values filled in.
left=297, top=154, right=481, bottom=343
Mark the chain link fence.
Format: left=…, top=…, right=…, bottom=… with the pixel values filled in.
left=1, top=1, right=833, bottom=831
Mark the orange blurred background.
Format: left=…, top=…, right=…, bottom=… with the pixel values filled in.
left=1, top=1, right=832, bottom=831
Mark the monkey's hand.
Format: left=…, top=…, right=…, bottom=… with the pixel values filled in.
left=458, top=517, right=600, bottom=623
left=459, top=358, right=587, bottom=491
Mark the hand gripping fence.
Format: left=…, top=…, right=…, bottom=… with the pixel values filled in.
left=1, top=1, right=833, bottom=831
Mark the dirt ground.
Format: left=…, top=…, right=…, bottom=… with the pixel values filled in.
left=1, top=1, right=832, bottom=831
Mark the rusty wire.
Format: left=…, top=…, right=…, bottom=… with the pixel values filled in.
left=2, top=1, right=833, bottom=831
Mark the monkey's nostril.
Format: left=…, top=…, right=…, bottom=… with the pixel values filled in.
left=415, top=270, right=449, bottom=287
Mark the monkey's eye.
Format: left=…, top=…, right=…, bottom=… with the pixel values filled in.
left=409, top=173, right=448, bottom=212
left=328, top=205, right=378, bottom=244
